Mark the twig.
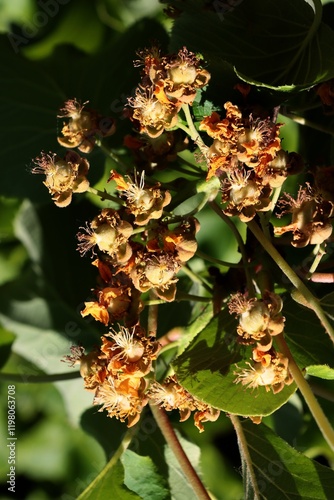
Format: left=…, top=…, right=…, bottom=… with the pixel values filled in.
left=150, top=404, right=211, bottom=500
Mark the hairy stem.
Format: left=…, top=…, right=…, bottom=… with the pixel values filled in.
left=150, top=404, right=211, bottom=500
left=247, top=219, right=334, bottom=343
left=230, top=414, right=261, bottom=500
left=276, top=334, right=334, bottom=452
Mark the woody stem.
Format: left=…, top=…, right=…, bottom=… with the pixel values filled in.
left=150, top=404, right=211, bottom=500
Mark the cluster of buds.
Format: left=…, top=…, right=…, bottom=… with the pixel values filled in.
left=275, top=184, right=334, bottom=247
left=147, top=375, right=220, bottom=432
left=64, top=326, right=161, bottom=427
left=127, top=46, right=210, bottom=138
left=199, top=102, right=303, bottom=221
left=228, top=291, right=292, bottom=394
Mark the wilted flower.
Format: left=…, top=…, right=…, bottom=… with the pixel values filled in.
left=100, top=325, right=161, bottom=378
left=146, top=217, right=200, bottom=263
left=275, top=185, right=334, bottom=247
left=32, top=150, right=90, bottom=207
left=130, top=250, right=180, bottom=301
left=77, top=209, right=133, bottom=263
left=94, top=376, right=147, bottom=427
left=109, top=170, right=172, bottom=225
left=234, top=347, right=293, bottom=394
left=148, top=375, right=220, bottom=432
left=57, top=99, right=115, bottom=153
left=228, top=292, right=285, bottom=350
left=127, top=88, right=179, bottom=138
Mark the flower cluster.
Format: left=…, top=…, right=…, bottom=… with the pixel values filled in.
left=64, top=326, right=161, bottom=427
left=229, top=292, right=292, bottom=394
left=199, top=103, right=303, bottom=221
left=147, top=375, right=220, bottom=432
left=127, top=46, right=210, bottom=138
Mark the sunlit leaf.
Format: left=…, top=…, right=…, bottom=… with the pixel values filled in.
left=173, top=307, right=297, bottom=417
left=239, top=420, right=334, bottom=499
left=306, top=365, right=334, bottom=380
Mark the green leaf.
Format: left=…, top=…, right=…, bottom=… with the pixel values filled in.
left=306, top=365, right=334, bottom=379
left=0, top=17, right=168, bottom=201
left=0, top=327, right=15, bottom=370
left=164, top=431, right=202, bottom=500
left=170, top=0, right=334, bottom=90
left=239, top=420, right=334, bottom=499
left=284, top=296, right=334, bottom=371
left=121, top=449, right=170, bottom=500
left=81, top=407, right=130, bottom=460
left=173, top=307, right=296, bottom=417
left=78, top=459, right=141, bottom=500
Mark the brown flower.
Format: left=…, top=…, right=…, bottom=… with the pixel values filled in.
left=100, top=325, right=161, bottom=378
left=94, top=376, right=147, bottom=427
left=234, top=347, right=293, bottom=394
left=228, top=292, right=285, bottom=350
left=109, top=170, right=171, bottom=225
left=128, top=88, right=179, bottom=138
left=130, top=250, right=180, bottom=301
left=77, top=209, right=133, bottom=263
left=148, top=375, right=220, bottom=432
left=57, top=99, right=115, bottom=153
left=275, top=186, right=334, bottom=247
left=32, top=150, right=90, bottom=207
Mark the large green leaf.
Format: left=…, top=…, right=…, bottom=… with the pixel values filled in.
left=169, top=0, right=334, bottom=90
left=0, top=17, right=168, bottom=200
left=238, top=420, right=334, bottom=499
left=173, top=307, right=296, bottom=417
